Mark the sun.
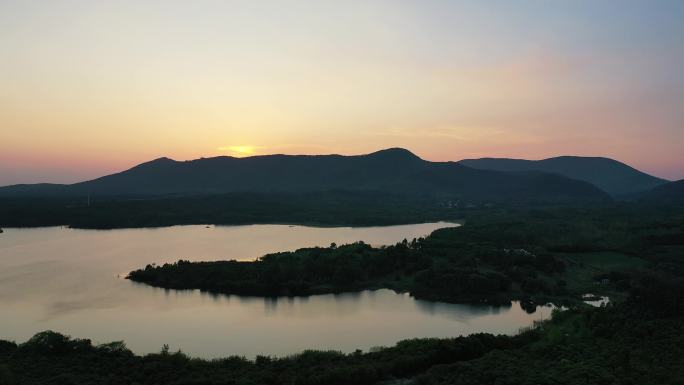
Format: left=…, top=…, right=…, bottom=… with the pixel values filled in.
left=218, top=146, right=256, bottom=157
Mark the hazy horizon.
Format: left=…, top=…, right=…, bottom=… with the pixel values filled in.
left=0, top=147, right=674, bottom=187
left=2, top=0, right=683, bottom=185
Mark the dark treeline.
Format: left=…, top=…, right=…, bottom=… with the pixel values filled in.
left=414, top=275, right=684, bottom=385
left=128, top=204, right=684, bottom=305
left=2, top=275, right=684, bottom=385
left=0, top=191, right=462, bottom=229
left=127, top=239, right=558, bottom=305
left=0, top=327, right=532, bottom=385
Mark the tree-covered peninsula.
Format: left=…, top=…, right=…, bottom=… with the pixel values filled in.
left=127, top=205, right=680, bottom=305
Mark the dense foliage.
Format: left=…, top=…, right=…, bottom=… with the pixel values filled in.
left=416, top=276, right=684, bottom=385
left=0, top=329, right=527, bottom=385
left=0, top=191, right=460, bottom=229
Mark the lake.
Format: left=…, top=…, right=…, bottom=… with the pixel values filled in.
left=0, top=223, right=554, bottom=358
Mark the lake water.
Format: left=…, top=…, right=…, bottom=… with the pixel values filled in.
left=0, top=223, right=554, bottom=358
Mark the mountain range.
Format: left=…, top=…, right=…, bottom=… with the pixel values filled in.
left=0, top=148, right=613, bottom=204
left=458, top=156, right=667, bottom=197
left=0, top=148, right=672, bottom=203
left=640, top=179, right=684, bottom=202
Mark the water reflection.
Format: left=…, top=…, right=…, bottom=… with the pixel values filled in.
left=415, top=299, right=511, bottom=319
left=0, top=223, right=553, bottom=358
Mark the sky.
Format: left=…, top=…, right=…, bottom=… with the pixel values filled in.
left=1, top=0, right=683, bottom=185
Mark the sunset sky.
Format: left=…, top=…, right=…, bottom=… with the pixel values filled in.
left=1, top=0, right=683, bottom=185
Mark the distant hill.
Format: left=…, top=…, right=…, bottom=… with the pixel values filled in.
left=640, top=180, right=684, bottom=203
left=458, top=156, right=667, bottom=197
left=0, top=148, right=610, bottom=204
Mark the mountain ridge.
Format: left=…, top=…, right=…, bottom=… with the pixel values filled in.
left=0, top=148, right=611, bottom=203
left=640, top=179, right=684, bottom=203
left=458, top=155, right=667, bottom=196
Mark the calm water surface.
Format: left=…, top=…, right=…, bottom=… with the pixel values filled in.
left=0, top=223, right=553, bottom=358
